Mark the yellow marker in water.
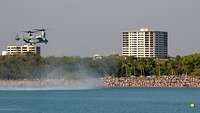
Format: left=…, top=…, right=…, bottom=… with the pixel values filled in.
left=190, top=103, right=195, bottom=108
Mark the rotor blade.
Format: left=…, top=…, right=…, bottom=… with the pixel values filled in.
left=21, top=30, right=36, bottom=33
left=34, top=29, right=46, bottom=31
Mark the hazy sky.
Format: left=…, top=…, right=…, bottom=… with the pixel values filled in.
left=0, top=0, right=200, bottom=57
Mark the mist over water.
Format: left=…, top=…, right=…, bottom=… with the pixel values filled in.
left=0, top=64, right=104, bottom=90
left=0, top=79, right=103, bottom=91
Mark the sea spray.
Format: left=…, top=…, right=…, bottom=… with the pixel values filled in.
left=0, top=63, right=104, bottom=90
left=0, top=78, right=103, bottom=90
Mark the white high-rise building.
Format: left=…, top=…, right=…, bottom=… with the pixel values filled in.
left=122, top=28, right=168, bottom=58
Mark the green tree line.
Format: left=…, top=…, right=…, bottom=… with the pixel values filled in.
left=0, top=53, right=199, bottom=80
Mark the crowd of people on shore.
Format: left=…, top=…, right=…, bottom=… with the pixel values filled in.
left=102, top=75, right=200, bottom=88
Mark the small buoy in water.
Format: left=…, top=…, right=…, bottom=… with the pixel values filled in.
left=190, top=103, right=195, bottom=108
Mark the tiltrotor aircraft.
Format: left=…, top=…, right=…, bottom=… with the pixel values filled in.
left=15, top=28, right=48, bottom=45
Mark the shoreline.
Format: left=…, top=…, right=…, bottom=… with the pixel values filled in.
left=0, top=75, right=199, bottom=88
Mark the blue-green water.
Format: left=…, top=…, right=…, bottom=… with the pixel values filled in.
left=0, top=88, right=199, bottom=113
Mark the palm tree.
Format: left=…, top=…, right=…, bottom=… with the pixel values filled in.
left=138, top=58, right=145, bottom=75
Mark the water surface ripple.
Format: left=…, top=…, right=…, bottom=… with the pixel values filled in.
left=0, top=88, right=199, bottom=113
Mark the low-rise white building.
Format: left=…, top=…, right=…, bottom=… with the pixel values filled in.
left=3, top=45, right=40, bottom=55
left=93, top=54, right=103, bottom=60
left=1, top=51, right=7, bottom=56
